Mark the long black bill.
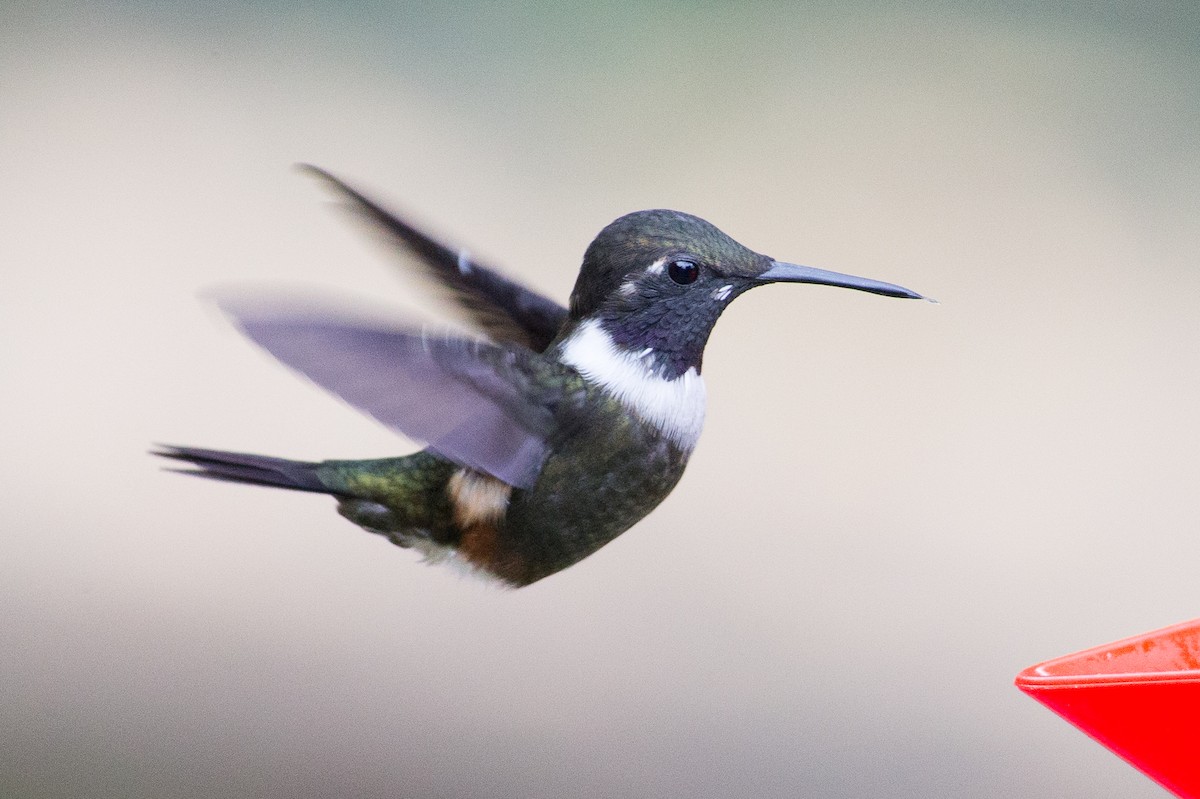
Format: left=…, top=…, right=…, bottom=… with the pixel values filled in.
left=758, top=261, right=927, bottom=300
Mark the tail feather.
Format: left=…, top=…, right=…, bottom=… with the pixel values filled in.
left=153, top=445, right=336, bottom=495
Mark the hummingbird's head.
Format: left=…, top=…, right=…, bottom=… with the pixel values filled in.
left=563, top=209, right=924, bottom=379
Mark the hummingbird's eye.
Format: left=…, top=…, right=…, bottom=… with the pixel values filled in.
left=667, top=259, right=700, bottom=285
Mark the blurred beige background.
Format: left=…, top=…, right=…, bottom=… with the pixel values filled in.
left=3, top=2, right=1199, bottom=797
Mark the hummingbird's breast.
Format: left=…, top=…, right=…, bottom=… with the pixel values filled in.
left=497, top=395, right=692, bottom=585
left=472, top=317, right=711, bottom=585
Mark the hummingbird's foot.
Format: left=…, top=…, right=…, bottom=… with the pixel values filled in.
left=336, top=497, right=456, bottom=560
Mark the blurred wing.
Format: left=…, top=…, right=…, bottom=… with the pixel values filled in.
left=300, top=164, right=568, bottom=352
left=220, top=297, right=576, bottom=489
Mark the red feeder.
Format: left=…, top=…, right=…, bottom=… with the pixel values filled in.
left=1016, top=618, right=1200, bottom=798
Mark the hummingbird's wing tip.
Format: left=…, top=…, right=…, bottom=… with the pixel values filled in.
left=294, top=162, right=329, bottom=179
left=286, top=164, right=570, bottom=350
left=203, top=312, right=557, bottom=488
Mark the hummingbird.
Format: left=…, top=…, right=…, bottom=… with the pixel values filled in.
left=156, top=166, right=927, bottom=587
